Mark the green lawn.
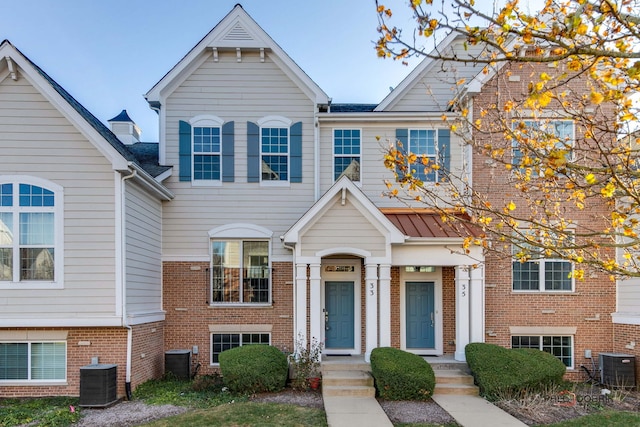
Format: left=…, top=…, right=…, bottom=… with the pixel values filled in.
left=140, top=402, right=326, bottom=427
left=538, top=410, right=640, bottom=426
left=0, top=397, right=80, bottom=427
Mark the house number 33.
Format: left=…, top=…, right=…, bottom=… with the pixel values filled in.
left=370, top=283, right=375, bottom=296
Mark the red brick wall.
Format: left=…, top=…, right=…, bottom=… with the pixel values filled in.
left=130, top=321, right=165, bottom=390
left=0, top=327, right=128, bottom=398
left=442, top=267, right=456, bottom=355
left=390, top=266, right=401, bottom=348
left=473, top=61, right=617, bottom=380
left=163, top=261, right=294, bottom=376
left=613, top=323, right=640, bottom=386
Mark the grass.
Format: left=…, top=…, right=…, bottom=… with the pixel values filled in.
left=132, top=375, right=244, bottom=408
left=538, top=410, right=640, bottom=426
left=0, top=396, right=80, bottom=427
left=140, top=402, right=327, bottom=427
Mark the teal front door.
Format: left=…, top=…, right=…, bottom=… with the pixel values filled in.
left=325, top=281, right=355, bottom=349
left=406, top=281, right=435, bottom=349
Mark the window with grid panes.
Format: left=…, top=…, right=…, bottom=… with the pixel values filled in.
left=210, top=333, right=270, bottom=364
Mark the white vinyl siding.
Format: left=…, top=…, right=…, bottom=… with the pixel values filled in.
left=318, top=122, right=464, bottom=210
left=125, top=181, right=162, bottom=315
left=0, top=71, right=117, bottom=320
left=300, top=197, right=386, bottom=257
left=618, top=279, right=640, bottom=314
left=383, top=39, right=485, bottom=112
left=162, top=50, right=315, bottom=260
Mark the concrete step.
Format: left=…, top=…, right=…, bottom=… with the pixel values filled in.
left=323, top=384, right=376, bottom=398
left=434, top=383, right=479, bottom=396
left=434, top=369, right=475, bottom=385
left=434, top=369, right=478, bottom=395
left=323, top=370, right=374, bottom=387
left=321, top=361, right=370, bottom=373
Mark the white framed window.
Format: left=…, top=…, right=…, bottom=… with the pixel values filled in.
left=512, top=230, right=574, bottom=292
left=261, top=127, right=289, bottom=182
left=190, top=115, right=224, bottom=183
left=258, top=116, right=291, bottom=183
left=333, top=129, right=361, bottom=182
left=512, top=119, right=574, bottom=168
left=409, top=129, right=438, bottom=182
left=511, top=335, right=573, bottom=368
left=0, top=177, right=63, bottom=288
left=0, top=341, right=67, bottom=381
left=211, top=240, right=270, bottom=304
left=210, top=332, right=270, bottom=364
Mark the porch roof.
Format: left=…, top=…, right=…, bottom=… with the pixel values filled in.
left=382, top=210, right=482, bottom=239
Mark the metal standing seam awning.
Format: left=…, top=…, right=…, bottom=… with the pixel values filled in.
left=382, top=209, right=482, bottom=238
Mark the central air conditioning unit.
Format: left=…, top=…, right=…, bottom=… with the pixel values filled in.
left=599, top=353, right=636, bottom=388
left=165, top=349, right=191, bottom=380
left=79, top=364, right=118, bottom=407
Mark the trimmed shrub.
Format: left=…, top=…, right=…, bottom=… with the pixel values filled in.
left=465, top=343, right=566, bottom=399
left=370, top=347, right=435, bottom=400
left=219, top=345, right=288, bottom=393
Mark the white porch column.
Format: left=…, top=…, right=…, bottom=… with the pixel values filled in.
left=309, top=263, right=322, bottom=344
left=365, top=263, right=379, bottom=362
left=455, top=265, right=471, bottom=361
left=379, top=264, right=391, bottom=347
left=469, top=265, right=485, bottom=344
left=295, top=263, right=308, bottom=350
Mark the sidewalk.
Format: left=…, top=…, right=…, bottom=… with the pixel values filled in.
left=323, top=395, right=393, bottom=427
left=432, top=394, right=528, bottom=427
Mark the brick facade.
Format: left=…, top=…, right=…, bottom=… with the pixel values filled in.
left=163, top=261, right=295, bottom=376
left=613, top=323, right=640, bottom=386
left=473, top=60, right=618, bottom=380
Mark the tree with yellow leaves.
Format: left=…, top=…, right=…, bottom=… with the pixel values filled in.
left=376, top=0, right=640, bottom=279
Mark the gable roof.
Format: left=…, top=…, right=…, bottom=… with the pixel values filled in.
left=283, top=176, right=406, bottom=246
left=145, top=4, right=329, bottom=107
left=0, top=40, right=171, bottom=181
left=375, top=33, right=485, bottom=112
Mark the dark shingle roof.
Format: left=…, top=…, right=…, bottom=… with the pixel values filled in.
left=330, top=103, right=378, bottom=113
left=8, top=41, right=169, bottom=178
left=127, top=143, right=172, bottom=177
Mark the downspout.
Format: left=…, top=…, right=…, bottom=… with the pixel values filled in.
left=121, top=168, right=137, bottom=400
left=314, top=112, right=320, bottom=202
left=282, top=240, right=297, bottom=353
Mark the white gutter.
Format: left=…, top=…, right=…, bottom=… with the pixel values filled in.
left=314, top=111, right=320, bottom=201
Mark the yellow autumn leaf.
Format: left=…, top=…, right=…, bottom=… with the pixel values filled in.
left=601, top=182, right=615, bottom=197
left=590, top=91, right=605, bottom=104
left=507, top=201, right=516, bottom=211
left=585, top=173, right=596, bottom=185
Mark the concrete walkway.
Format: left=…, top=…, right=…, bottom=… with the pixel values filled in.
left=432, top=394, right=528, bottom=427
left=323, top=395, right=393, bottom=427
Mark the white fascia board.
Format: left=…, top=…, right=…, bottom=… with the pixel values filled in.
left=318, top=111, right=459, bottom=123
left=612, top=313, right=640, bottom=325
left=0, top=317, right=124, bottom=328
left=0, top=46, right=130, bottom=171
left=375, top=32, right=461, bottom=112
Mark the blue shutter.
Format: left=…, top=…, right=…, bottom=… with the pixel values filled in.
left=179, top=120, right=192, bottom=181
left=247, top=121, right=260, bottom=182
left=395, top=128, right=408, bottom=179
left=290, top=122, right=303, bottom=183
left=438, top=128, right=450, bottom=180
left=221, top=121, right=235, bottom=182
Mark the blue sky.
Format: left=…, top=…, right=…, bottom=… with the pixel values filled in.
left=0, top=0, right=421, bottom=141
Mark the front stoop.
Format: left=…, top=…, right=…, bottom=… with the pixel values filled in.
left=322, top=367, right=375, bottom=397
left=433, top=369, right=479, bottom=396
